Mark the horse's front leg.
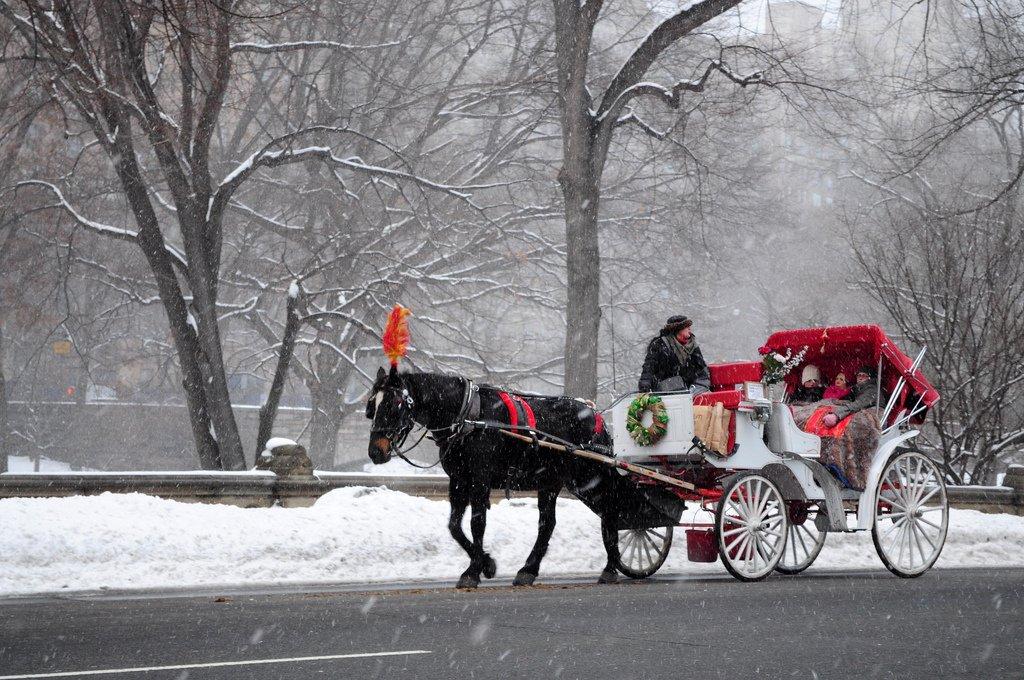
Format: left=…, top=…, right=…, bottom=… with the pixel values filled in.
left=448, top=484, right=477, bottom=589
left=514, top=487, right=559, bottom=586
left=598, top=516, right=620, bottom=584
left=465, top=484, right=497, bottom=584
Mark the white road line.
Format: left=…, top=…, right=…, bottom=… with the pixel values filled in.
left=0, top=650, right=433, bottom=679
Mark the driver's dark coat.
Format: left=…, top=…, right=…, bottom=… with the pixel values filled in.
left=637, top=336, right=710, bottom=392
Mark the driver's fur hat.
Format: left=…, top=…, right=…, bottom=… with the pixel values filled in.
left=661, top=315, right=692, bottom=335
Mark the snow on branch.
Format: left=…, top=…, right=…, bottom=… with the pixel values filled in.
left=614, top=111, right=670, bottom=139
left=230, top=39, right=406, bottom=54
left=212, top=128, right=507, bottom=217
left=596, top=0, right=745, bottom=120
left=600, top=60, right=766, bottom=123
left=16, top=179, right=189, bottom=271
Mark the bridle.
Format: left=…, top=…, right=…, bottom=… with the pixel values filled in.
left=370, top=383, right=418, bottom=458
left=369, top=375, right=478, bottom=467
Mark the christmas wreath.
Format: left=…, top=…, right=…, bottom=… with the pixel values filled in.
left=626, top=393, right=669, bottom=446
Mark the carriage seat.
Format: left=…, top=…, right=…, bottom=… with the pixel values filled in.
left=766, top=402, right=821, bottom=458
left=708, top=361, right=762, bottom=391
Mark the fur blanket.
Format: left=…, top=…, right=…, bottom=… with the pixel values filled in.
left=791, top=401, right=881, bottom=490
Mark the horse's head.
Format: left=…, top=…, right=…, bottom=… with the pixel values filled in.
left=366, top=365, right=416, bottom=464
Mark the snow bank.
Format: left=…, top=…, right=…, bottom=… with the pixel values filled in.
left=0, top=490, right=1022, bottom=596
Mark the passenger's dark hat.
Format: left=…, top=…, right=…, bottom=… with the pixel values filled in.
left=661, top=315, right=692, bottom=335
left=856, top=365, right=877, bottom=379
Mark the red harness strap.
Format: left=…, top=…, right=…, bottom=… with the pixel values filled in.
left=498, top=391, right=536, bottom=429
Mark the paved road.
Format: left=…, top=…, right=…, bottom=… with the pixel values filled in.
left=2, top=568, right=1022, bottom=679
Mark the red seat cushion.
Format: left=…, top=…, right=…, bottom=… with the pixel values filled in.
left=709, top=361, right=762, bottom=391
left=693, top=389, right=744, bottom=410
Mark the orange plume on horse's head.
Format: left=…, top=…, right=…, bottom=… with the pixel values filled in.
left=382, top=304, right=412, bottom=367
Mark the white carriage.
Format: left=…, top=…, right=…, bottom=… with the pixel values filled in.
left=602, top=325, right=948, bottom=582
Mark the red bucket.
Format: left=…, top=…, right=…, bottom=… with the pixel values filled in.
left=686, top=528, right=718, bottom=563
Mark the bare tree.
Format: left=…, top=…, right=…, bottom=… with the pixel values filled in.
left=216, top=0, right=566, bottom=464
left=549, top=0, right=792, bottom=399
left=1, top=0, right=487, bottom=468
left=853, top=203, right=1024, bottom=484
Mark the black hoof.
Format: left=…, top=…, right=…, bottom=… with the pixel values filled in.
left=482, top=554, right=497, bottom=580
left=597, top=569, right=619, bottom=584
left=513, top=571, right=536, bottom=587
left=456, top=574, right=480, bottom=589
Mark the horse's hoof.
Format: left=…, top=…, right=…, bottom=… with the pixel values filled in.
left=456, top=574, right=480, bottom=589
left=597, top=569, right=619, bottom=584
left=513, top=571, right=536, bottom=587
left=482, top=554, right=497, bottom=580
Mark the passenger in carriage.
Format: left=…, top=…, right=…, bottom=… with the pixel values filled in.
left=790, top=364, right=825, bottom=403
left=638, top=315, right=711, bottom=394
left=822, top=366, right=884, bottom=427
left=823, top=372, right=851, bottom=400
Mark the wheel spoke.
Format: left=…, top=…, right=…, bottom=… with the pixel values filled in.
left=914, top=521, right=939, bottom=552
left=882, top=515, right=907, bottom=550
left=909, top=521, right=926, bottom=566
left=794, top=525, right=811, bottom=557
left=754, top=482, right=771, bottom=519
left=640, top=533, right=655, bottom=567
left=623, top=533, right=638, bottom=565
left=913, top=456, right=929, bottom=503
left=879, top=492, right=907, bottom=512
left=731, top=533, right=751, bottom=562
left=917, top=485, right=940, bottom=506
left=737, top=483, right=756, bottom=520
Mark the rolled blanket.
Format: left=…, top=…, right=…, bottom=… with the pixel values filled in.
left=791, top=401, right=881, bottom=490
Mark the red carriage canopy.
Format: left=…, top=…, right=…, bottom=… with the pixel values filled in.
left=763, top=324, right=939, bottom=424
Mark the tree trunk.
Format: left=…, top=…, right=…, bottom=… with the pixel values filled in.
left=256, top=289, right=302, bottom=453
left=189, top=291, right=247, bottom=469
left=113, top=131, right=223, bottom=470
left=561, top=175, right=602, bottom=400
left=0, top=325, right=8, bottom=472
left=307, top=389, right=345, bottom=470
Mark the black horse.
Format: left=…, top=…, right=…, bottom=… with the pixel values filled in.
left=366, top=366, right=627, bottom=588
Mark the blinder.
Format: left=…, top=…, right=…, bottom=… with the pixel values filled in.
left=369, top=379, right=417, bottom=459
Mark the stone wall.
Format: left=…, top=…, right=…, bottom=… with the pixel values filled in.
left=1, top=468, right=1021, bottom=514
left=5, top=401, right=374, bottom=470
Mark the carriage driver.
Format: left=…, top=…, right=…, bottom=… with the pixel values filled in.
left=638, top=315, right=711, bottom=394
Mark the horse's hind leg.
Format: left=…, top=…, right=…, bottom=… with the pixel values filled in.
left=598, top=516, right=620, bottom=584
left=514, top=488, right=558, bottom=586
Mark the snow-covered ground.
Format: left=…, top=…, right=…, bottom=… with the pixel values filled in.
left=1, top=488, right=1022, bottom=596
left=360, top=457, right=441, bottom=475
left=5, top=455, right=81, bottom=473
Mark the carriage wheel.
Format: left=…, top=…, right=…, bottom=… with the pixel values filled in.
left=872, top=449, right=948, bottom=578
left=776, top=502, right=827, bottom=575
left=604, top=525, right=674, bottom=579
left=716, top=474, right=788, bottom=582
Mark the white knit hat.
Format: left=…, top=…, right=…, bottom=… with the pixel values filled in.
left=801, top=364, right=821, bottom=384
